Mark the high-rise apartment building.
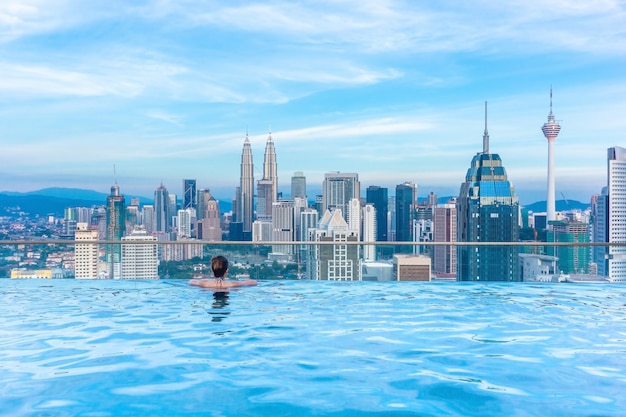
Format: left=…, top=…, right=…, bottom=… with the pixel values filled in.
left=238, top=133, right=254, bottom=238
left=457, top=102, right=520, bottom=281
left=74, top=222, right=99, bottom=279
left=291, top=171, right=307, bottom=199
left=348, top=198, right=361, bottom=233
left=602, top=147, right=626, bottom=281
left=366, top=186, right=388, bottom=242
left=178, top=208, right=193, bottom=238
left=183, top=179, right=197, bottom=210
left=121, top=227, right=158, bottom=279
left=300, top=208, right=319, bottom=280
left=106, top=183, right=126, bottom=279
left=154, top=183, right=170, bottom=233
left=362, top=204, right=377, bottom=262
left=310, top=209, right=360, bottom=281
left=322, top=172, right=360, bottom=223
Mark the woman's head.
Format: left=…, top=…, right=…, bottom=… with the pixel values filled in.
left=211, top=256, right=229, bottom=279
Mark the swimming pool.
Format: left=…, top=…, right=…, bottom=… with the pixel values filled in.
left=1, top=280, right=625, bottom=417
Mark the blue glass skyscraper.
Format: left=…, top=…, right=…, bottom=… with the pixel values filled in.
left=366, top=186, right=388, bottom=242
left=457, top=103, right=520, bottom=281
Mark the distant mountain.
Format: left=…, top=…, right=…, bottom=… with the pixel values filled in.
left=0, top=188, right=233, bottom=217
left=0, top=187, right=152, bottom=204
left=523, top=199, right=589, bottom=213
left=0, top=188, right=586, bottom=218
left=0, top=194, right=104, bottom=217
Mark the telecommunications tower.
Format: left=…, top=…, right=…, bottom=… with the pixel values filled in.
left=542, top=88, right=561, bottom=227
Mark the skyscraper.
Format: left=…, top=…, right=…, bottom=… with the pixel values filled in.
left=142, top=204, right=154, bottom=234
left=348, top=198, right=361, bottom=232
left=395, top=181, right=417, bottom=252
left=291, top=171, right=307, bottom=199
left=182, top=179, right=197, bottom=210
left=239, top=133, right=254, bottom=238
left=603, top=147, right=626, bottom=282
left=542, top=88, right=562, bottom=227
left=322, top=172, right=360, bottom=223
left=432, top=201, right=457, bottom=277
left=197, top=190, right=222, bottom=242
left=177, top=208, right=193, bottom=238
left=154, top=183, right=170, bottom=233
left=362, top=204, right=377, bottom=262
left=311, top=209, right=360, bottom=281
left=256, top=179, right=274, bottom=221
left=591, top=187, right=608, bottom=276
left=272, top=200, right=295, bottom=256
left=366, top=186, right=388, bottom=242
left=263, top=132, right=278, bottom=204
left=457, top=102, right=520, bottom=282
left=547, top=220, right=589, bottom=274
left=106, top=183, right=126, bottom=279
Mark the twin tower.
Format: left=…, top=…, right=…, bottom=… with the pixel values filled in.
left=234, top=132, right=277, bottom=240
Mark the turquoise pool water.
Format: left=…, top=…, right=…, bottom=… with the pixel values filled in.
left=1, top=280, right=625, bottom=417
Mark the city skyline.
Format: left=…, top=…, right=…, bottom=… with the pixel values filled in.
left=1, top=1, right=625, bottom=204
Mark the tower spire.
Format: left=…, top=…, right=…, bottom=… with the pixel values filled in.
left=482, top=101, right=489, bottom=154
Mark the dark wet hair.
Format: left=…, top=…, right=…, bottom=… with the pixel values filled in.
left=211, top=256, right=229, bottom=279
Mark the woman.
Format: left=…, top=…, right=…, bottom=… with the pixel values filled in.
left=188, top=255, right=257, bottom=290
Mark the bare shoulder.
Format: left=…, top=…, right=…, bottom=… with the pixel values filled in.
left=230, top=279, right=258, bottom=287
left=188, top=279, right=221, bottom=289
left=188, top=278, right=257, bottom=289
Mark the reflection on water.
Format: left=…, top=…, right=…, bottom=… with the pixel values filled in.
left=210, top=291, right=230, bottom=322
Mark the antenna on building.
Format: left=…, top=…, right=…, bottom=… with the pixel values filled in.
left=483, top=101, right=489, bottom=154
left=113, top=164, right=117, bottom=185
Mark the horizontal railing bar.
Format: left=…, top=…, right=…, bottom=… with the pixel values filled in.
left=0, top=240, right=623, bottom=247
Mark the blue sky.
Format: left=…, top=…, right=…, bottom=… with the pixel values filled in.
left=1, top=0, right=625, bottom=205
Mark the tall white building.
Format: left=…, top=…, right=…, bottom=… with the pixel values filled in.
left=300, top=208, right=319, bottom=279
left=272, top=200, right=295, bottom=256
left=606, top=147, right=626, bottom=281
left=348, top=198, right=361, bottom=233
left=177, top=208, right=194, bottom=238
left=362, top=204, right=377, bottom=262
left=74, top=222, right=100, bottom=279
left=252, top=220, right=273, bottom=242
left=121, top=227, right=159, bottom=279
